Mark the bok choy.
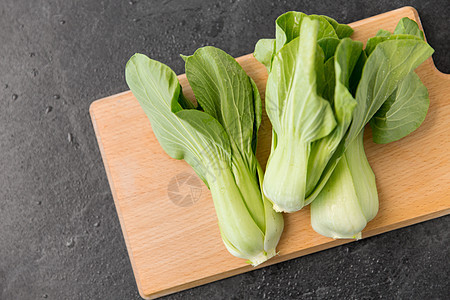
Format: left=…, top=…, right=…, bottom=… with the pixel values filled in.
left=125, top=46, right=283, bottom=265
left=254, top=12, right=358, bottom=212
left=255, top=12, right=432, bottom=238
left=311, top=18, right=433, bottom=238
left=255, top=14, right=432, bottom=230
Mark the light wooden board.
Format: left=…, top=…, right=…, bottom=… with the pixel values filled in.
left=90, top=7, right=450, bottom=299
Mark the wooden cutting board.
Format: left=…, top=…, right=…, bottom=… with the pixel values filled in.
left=90, top=6, right=450, bottom=299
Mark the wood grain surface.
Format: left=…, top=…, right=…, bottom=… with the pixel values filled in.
left=90, top=7, right=450, bottom=299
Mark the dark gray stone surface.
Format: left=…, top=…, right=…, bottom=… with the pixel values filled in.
left=0, top=0, right=448, bottom=299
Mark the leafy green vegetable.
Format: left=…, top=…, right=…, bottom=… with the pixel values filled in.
left=254, top=11, right=347, bottom=71
left=262, top=17, right=336, bottom=212
left=311, top=131, right=377, bottom=239
left=256, top=12, right=360, bottom=212
left=305, top=38, right=362, bottom=200
left=370, top=71, right=429, bottom=143
left=318, top=37, right=341, bottom=61
left=320, top=15, right=354, bottom=38
left=255, top=14, right=433, bottom=244
left=366, top=18, right=424, bottom=56
left=183, top=47, right=265, bottom=228
left=367, top=18, right=429, bottom=143
left=308, top=37, right=433, bottom=209
left=345, top=39, right=434, bottom=147
left=394, top=17, right=425, bottom=40
left=254, top=39, right=275, bottom=71
left=348, top=50, right=366, bottom=96
left=126, top=47, right=283, bottom=265
left=309, top=19, right=433, bottom=239
left=365, top=34, right=422, bottom=56
left=376, top=29, right=392, bottom=37
left=275, top=12, right=338, bottom=52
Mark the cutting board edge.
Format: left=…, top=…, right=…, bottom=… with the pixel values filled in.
left=90, top=106, right=147, bottom=295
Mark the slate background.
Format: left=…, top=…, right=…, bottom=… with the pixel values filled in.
left=0, top=0, right=448, bottom=299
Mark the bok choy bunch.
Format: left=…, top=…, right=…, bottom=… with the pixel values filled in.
left=311, top=18, right=433, bottom=238
left=125, top=46, right=283, bottom=265
left=254, top=12, right=357, bottom=212
left=255, top=13, right=433, bottom=238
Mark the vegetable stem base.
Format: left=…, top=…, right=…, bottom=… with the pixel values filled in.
left=250, top=249, right=277, bottom=266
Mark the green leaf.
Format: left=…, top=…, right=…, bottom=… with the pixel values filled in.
left=376, top=29, right=391, bottom=37
left=183, top=46, right=258, bottom=158
left=334, top=39, right=363, bottom=89
left=275, top=12, right=338, bottom=52
left=267, top=21, right=336, bottom=142
left=250, top=77, right=262, bottom=153
left=373, top=18, right=424, bottom=41
left=346, top=38, right=434, bottom=147
left=177, top=86, right=197, bottom=110
left=365, top=34, right=422, bottom=56
left=182, top=46, right=266, bottom=231
left=318, top=57, right=335, bottom=102
left=275, top=11, right=307, bottom=52
left=370, top=71, right=429, bottom=143
left=254, top=38, right=275, bottom=71
left=263, top=17, right=337, bottom=212
left=318, top=37, right=341, bottom=61
left=306, top=37, right=433, bottom=205
left=125, top=53, right=231, bottom=186
left=254, top=12, right=348, bottom=72
left=314, top=44, right=327, bottom=99
left=320, top=15, right=354, bottom=38
left=394, top=17, right=425, bottom=40
left=126, top=50, right=283, bottom=266
left=306, top=38, right=361, bottom=198
left=348, top=50, right=367, bottom=96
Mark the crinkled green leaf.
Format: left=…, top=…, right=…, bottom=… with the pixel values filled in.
left=320, top=15, right=354, bottom=38
left=348, top=50, right=366, bottom=96
left=183, top=46, right=258, bottom=158
left=250, top=77, right=262, bottom=153
left=318, top=57, right=335, bottom=102
left=318, top=37, right=341, bottom=61
left=376, top=29, right=392, bottom=37
left=263, top=17, right=336, bottom=212
left=275, top=12, right=338, bottom=52
left=346, top=38, right=434, bottom=147
left=306, top=38, right=361, bottom=198
left=365, top=34, right=422, bottom=56
left=125, top=53, right=231, bottom=187
left=370, top=71, right=429, bottom=143
left=182, top=46, right=266, bottom=231
left=394, top=17, right=425, bottom=40
left=254, top=38, right=275, bottom=71
left=267, top=22, right=336, bottom=142
left=307, top=36, right=434, bottom=204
